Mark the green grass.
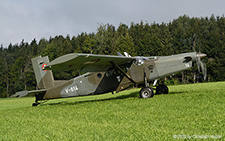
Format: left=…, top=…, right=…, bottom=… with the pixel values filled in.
left=0, top=82, right=224, bottom=140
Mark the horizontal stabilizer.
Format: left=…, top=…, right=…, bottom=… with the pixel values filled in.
left=10, top=89, right=47, bottom=98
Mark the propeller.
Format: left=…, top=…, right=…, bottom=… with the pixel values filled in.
left=193, top=34, right=207, bottom=80
left=196, top=53, right=207, bottom=80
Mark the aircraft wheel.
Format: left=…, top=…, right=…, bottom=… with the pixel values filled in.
left=156, top=84, right=169, bottom=94
left=163, top=84, right=169, bottom=94
left=140, top=87, right=154, bottom=98
left=32, top=103, right=39, bottom=107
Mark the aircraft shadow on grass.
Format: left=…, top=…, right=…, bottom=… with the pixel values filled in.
left=40, top=91, right=184, bottom=106
left=41, top=91, right=139, bottom=106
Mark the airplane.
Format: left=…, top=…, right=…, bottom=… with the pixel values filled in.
left=11, top=51, right=207, bottom=106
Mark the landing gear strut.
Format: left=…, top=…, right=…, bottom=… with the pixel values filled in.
left=139, top=68, right=155, bottom=98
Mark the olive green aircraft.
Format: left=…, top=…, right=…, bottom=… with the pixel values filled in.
left=11, top=51, right=206, bottom=106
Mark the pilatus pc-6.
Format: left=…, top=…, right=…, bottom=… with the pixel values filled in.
left=12, top=52, right=207, bottom=106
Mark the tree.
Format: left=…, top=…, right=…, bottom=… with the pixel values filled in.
left=95, top=24, right=116, bottom=54
left=83, top=36, right=96, bottom=54
left=0, top=57, right=6, bottom=97
left=9, top=57, right=26, bottom=94
left=114, top=31, right=135, bottom=56
left=41, top=43, right=57, bottom=61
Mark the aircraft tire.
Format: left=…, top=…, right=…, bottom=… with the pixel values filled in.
left=140, top=87, right=154, bottom=98
left=32, top=103, right=39, bottom=106
left=163, top=84, right=169, bottom=94
left=156, top=84, right=169, bottom=94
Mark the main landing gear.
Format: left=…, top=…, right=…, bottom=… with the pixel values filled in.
left=139, top=83, right=169, bottom=98
left=139, top=79, right=169, bottom=99
left=139, top=69, right=155, bottom=98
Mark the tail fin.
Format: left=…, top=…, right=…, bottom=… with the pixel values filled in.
left=31, top=56, right=55, bottom=89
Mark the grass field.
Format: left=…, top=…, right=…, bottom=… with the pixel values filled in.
left=0, top=82, right=224, bottom=140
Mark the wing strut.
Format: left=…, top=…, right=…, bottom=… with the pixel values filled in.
left=143, top=67, right=149, bottom=87
left=109, top=61, right=136, bottom=85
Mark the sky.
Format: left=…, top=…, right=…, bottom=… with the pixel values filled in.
left=0, top=0, right=224, bottom=47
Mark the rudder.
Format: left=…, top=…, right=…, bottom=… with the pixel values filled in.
left=31, top=56, right=54, bottom=89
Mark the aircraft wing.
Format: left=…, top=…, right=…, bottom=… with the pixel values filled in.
left=10, top=89, right=47, bottom=98
left=44, top=53, right=135, bottom=71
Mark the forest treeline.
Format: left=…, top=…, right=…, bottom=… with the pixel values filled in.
left=0, top=15, right=225, bottom=97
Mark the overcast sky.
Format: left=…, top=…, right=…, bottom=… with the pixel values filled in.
left=0, top=0, right=224, bottom=47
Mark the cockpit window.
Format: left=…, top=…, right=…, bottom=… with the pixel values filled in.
left=105, top=64, right=130, bottom=77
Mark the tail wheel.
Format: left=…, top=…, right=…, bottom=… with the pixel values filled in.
left=32, top=102, right=40, bottom=106
left=140, top=87, right=154, bottom=98
left=156, top=84, right=169, bottom=94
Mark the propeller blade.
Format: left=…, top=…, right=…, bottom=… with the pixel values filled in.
left=196, top=55, right=201, bottom=72
left=200, top=60, right=204, bottom=72
left=199, top=60, right=207, bottom=80
left=195, top=52, right=207, bottom=81
left=203, top=62, right=207, bottom=80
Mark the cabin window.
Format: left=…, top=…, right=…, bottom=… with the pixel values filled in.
left=97, top=73, right=102, bottom=78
